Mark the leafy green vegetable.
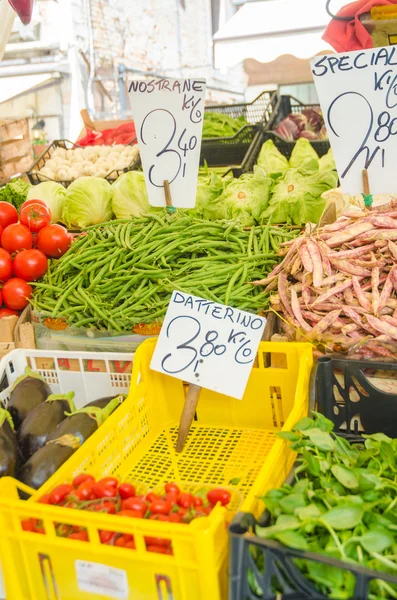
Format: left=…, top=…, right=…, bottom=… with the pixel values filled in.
left=27, top=181, right=66, bottom=223
left=319, top=147, right=336, bottom=171
left=289, top=138, right=320, bottom=169
left=112, top=171, right=155, bottom=219
left=0, top=178, right=29, bottom=210
left=202, top=112, right=248, bottom=138
left=193, top=171, right=227, bottom=220
left=62, top=177, right=113, bottom=229
left=256, top=139, right=289, bottom=177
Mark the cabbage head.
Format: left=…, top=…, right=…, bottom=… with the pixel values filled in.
left=193, top=171, right=227, bottom=219
left=217, top=166, right=273, bottom=226
left=261, top=160, right=338, bottom=226
left=112, top=171, right=151, bottom=219
left=27, top=181, right=67, bottom=224
left=62, top=177, right=113, bottom=228
left=257, top=139, right=289, bottom=177
left=319, top=148, right=336, bottom=172
left=289, top=138, right=319, bottom=169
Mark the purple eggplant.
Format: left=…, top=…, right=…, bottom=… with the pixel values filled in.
left=8, top=368, right=51, bottom=429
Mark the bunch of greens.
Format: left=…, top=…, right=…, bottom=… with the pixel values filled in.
left=251, top=413, right=397, bottom=599
left=257, top=138, right=336, bottom=177
left=0, top=178, right=30, bottom=211
left=202, top=112, right=248, bottom=138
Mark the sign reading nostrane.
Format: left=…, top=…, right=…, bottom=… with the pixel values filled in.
left=129, top=77, right=206, bottom=208
left=311, top=46, right=397, bottom=195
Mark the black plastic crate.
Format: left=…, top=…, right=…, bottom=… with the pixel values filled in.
left=229, top=511, right=397, bottom=600
left=311, top=355, right=397, bottom=439
left=200, top=91, right=277, bottom=168
left=27, top=139, right=139, bottom=188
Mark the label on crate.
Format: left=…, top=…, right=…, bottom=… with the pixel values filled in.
left=150, top=291, right=266, bottom=399
left=311, top=46, right=397, bottom=195
left=75, top=561, right=128, bottom=599
left=129, top=77, right=206, bottom=208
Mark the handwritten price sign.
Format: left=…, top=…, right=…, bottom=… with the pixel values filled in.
left=129, top=78, right=206, bottom=208
left=311, top=46, right=397, bottom=195
left=151, top=291, right=266, bottom=399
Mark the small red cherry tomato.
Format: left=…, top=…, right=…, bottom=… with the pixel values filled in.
left=164, top=482, right=180, bottom=495
left=115, top=536, right=127, bottom=547
left=149, top=514, right=169, bottom=522
left=147, top=545, right=173, bottom=554
left=49, top=484, right=73, bottom=505
left=75, top=480, right=95, bottom=500
left=91, top=501, right=116, bottom=515
left=97, top=477, right=118, bottom=488
left=168, top=513, right=182, bottom=523
left=146, top=492, right=160, bottom=503
left=144, top=536, right=171, bottom=548
left=149, top=500, right=172, bottom=515
left=38, top=494, right=51, bottom=504
left=121, top=497, right=147, bottom=513
left=92, top=482, right=117, bottom=499
left=99, top=530, right=114, bottom=544
left=118, top=483, right=136, bottom=499
left=179, top=493, right=194, bottom=508
left=117, top=510, right=144, bottom=519
left=67, top=530, right=89, bottom=542
left=207, top=488, right=231, bottom=507
left=125, top=540, right=136, bottom=549
left=193, top=496, right=204, bottom=507
left=73, top=474, right=95, bottom=487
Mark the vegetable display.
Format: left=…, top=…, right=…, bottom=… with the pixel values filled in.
left=31, top=213, right=299, bottom=331
left=273, top=106, right=327, bottom=141
left=0, top=179, right=29, bottom=211
left=202, top=112, right=248, bottom=138
left=256, top=203, right=397, bottom=355
left=251, top=413, right=397, bottom=599
left=26, top=478, right=232, bottom=553
left=36, top=145, right=139, bottom=182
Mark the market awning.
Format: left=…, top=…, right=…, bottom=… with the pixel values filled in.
left=0, top=72, right=61, bottom=104
left=213, top=0, right=344, bottom=70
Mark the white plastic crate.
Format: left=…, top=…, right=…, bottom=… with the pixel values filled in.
left=0, top=349, right=134, bottom=409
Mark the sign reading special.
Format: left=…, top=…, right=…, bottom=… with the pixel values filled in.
left=311, top=46, right=397, bottom=195
left=150, top=292, right=266, bottom=399
left=129, top=77, right=206, bottom=209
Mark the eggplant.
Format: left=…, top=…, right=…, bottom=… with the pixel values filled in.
left=84, top=394, right=125, bottom=410
left=0, top=408, right=19, bottom=476
left=17, top=392, right=76, bottom=460
left=8, top=368, right=52, bottom=429
left=17, top=434, right=80, bottom=490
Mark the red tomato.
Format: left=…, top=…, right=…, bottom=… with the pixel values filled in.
left=179, top=493, right=194, bottom=508
left=165, top=492, right=180, bottom=504
left=117, top=510, right=144, bottom=519
left=20, top=202, right=51, bottom=232
left=97, top=477, right=118, bottom=488
left=37, top=224, right=72, bottom=258
left=144, top=536, right=171, bottom=547
left=121, top=497, right=147, bottom=513
left=0, top=202, right=18, bottom=229
left=207, top=488, right=231, bottom=507
left=0, top=308, right=18, bottom=319
left=125, top=540, right=136, bottom=549
left=149, top=514, right=169, bottom=522
left=67, top=531, right=89, bottom=542
left=147, top=545, right=173, bottom=555
left=92, top=482, right=117, bottom=499
left=13, top=249, right=48, bottom=282
left=2, top=223, right=32, bottom=253
left=21, top=518, right=36, bottom=532
left=149, top=500, right=172, bottom=515
left=99, top=530, right=114, bottom=544
left=115, top=536, right=127, bottom=547
left=193, top=496, right=204, bottom=507
left=35, top=527, right=45, bottom=534
left=165, top=483, right=180, bottom=495
left=2, top=279, right=32, bottom=311
left=168, top=513, right=182, bottom=523
left=118, top=483, right=136, bottom=499
left=73, top=474, right=95, bottom=487
left=91, top=501, right=116, bottom=515
left=20, top=199, right=47, bottom=210
left=0, top=249, right=12, bottom=282
left=146, top=492, right=160, bottom=503
left=75, top=480, right=95, bottom=500
left=38, top=494, right=51, bottom=504
left=49, top=484, right=74, bottom=505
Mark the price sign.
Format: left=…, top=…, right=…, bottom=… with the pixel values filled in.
left=129, top=78, right=206, bottom=208
left=150, top=291, right=266, bottom=399
left=311, top=46, right=397, bottom=195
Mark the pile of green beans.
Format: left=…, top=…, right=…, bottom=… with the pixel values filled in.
left=31, top=213, right=299, bottom=332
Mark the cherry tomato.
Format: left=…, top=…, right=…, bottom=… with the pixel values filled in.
left=118, top=483, right=136, bottom=499
left=165, top=492, right=180, bottom=504
left=67, top=530, right=89, bottom=542
left=38, top=494, right=51, bottom=504
left=74, top=480, right=95, bottom=500
left=97, top=477, right=118, bottom=488
left=2, top=223, right=32, bottom=253
left=73, top=474, right=95, bottom=487
left=99, top=530, right=114, bottom=544
left=179, top=493, right=194, bottom=508
left=168, top=513, right=182, bottom=523
left=121, top=497, right=147, bottom=513
left=0, top=308, right=19, bottom=318
left=0, top=248, right=12, bottom=282
left=115, top=535, right=127, bottom=547
left=165, top=483, right=180, bottom=495
left=147, top=545, right=173, bottom=554
left=37, top=224, right=72, bottom=258
left=203, top=506, right=213, bottom=515
left=20, top=199, right=47, bottom=210
left=92, top=482, right=117, bottom=499
left=193, top=496, right=204, bottom=507
left=21, top=518, right=36, bottom=532
left=20, top=201, right=51, bottom=232
left=146, top=492, right=160, bottom=503
left=117, top=510, right=144, bottom=518
left=0, top=202, right=18, bottom=229
left=125, top=540, right=136, bottom=549
left=149, top=500, right=172, bottom=515
left=35, top=527, right=45, bottom=534
left=207, top=488, right=231, bottom=507
left=13, top=249, right=48, bottom=281
left=49, top=484, right=74, bottom=505
left=144, top=536, right=171, bottom=547
left=149, top=514, right=169, bottom=522
left=91, top=501, right=116, bottom=515
left=2, top=278, right=32, bottom=310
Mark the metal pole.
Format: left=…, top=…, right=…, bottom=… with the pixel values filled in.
left=118, top=64, right=127, bottom=119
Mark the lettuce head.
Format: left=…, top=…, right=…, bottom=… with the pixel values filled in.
left=193, top=171, right=227, bottom=219
left=112, top=171, right=151, bottom=219
left=289, top=138, right=319, bottom=169
left=27, top=181, right=66, bottom=223
left=319, top=148, right=336, bottom=172
left=257, top=139, right=289, bottom=177
left=62, top=177, right=113, bottom=228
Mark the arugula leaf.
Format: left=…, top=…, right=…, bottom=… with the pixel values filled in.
left=321, top=505, right=363, bottom=530
left=331, top=465, right=359, bottom=490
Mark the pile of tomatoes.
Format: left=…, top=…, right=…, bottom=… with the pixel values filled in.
left=0, top=200, right=72, bottom=316
left=22, top=474, right=232, bottom=554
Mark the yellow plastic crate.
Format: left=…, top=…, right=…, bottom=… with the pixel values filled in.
left=0, top=339, right=312, bottom=600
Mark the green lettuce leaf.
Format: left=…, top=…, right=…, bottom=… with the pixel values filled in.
left=319, top=148, right=336, bottom=172
left=289, top=138, right=319, bottom=169
left=257, top=139, right=289, bottom=177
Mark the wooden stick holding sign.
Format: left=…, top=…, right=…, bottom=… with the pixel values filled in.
left=162, top=179, right=201, bottom=452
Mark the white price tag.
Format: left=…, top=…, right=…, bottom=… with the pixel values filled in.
left=129, top=78, right=206, bottom=208
left=150, top=292, right=266, bottom=399
left=311, top=46, right=397, bottom=195
left=75, top=560, right=128, bottom=599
